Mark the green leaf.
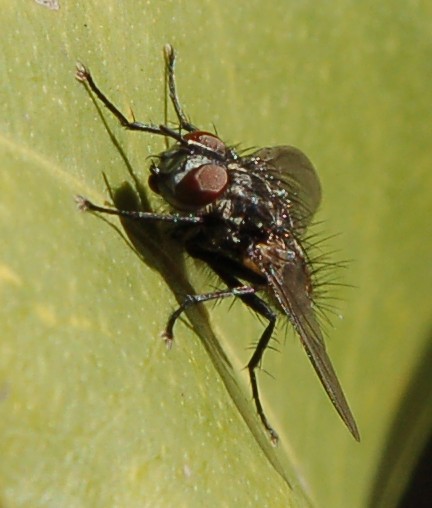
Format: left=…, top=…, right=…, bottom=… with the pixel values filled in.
left=1, top=1, right=431, bottom=507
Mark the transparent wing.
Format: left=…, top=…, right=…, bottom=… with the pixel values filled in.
left=251, top=241, right=360, bottom=441
left=252, top=146, right=322, bottom=228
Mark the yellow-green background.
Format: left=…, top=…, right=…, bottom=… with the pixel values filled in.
left=1, top=1, right=431, bottom=507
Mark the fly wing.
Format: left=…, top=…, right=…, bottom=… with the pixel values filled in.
left=251, top=242, right=360, bottom=441
left=251, top=146, right=321, bottom=229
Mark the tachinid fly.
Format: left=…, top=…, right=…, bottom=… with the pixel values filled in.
left=75, top=44, right=360, bottom=444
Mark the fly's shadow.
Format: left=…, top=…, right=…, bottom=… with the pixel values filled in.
left=75, top=49, right=293, bottom=486
left=78, top=70, right=233, bottom=371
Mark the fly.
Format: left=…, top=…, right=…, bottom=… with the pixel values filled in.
left=75, top=44, right=360, bottom=444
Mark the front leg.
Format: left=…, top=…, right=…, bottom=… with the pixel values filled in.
left=75, top=195, right=203, bottom=225
left=75, top=64, right=166, bottom=137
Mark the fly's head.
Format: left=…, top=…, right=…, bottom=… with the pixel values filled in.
left=148, top=131, right=233, bottom=212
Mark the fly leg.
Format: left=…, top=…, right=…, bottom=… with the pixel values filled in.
left=242, top=296, right=279, bottom=445
left=75, top=195, right=203, bottom=225
left=75, top=64, right=169, bottom=137
left=221, top=287, right=278, bottom=444
left=185, top=245, right=279, bottom=444
left=76, top=46, right=197, bottom=139
left=162, top=286, right=257, bottom=348
left=163, top=44, right=197, bottom=132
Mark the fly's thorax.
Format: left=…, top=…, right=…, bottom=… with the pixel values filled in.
left=148, top=131, right=231, bottom=212
left=214, top=163, right=294, bottom=236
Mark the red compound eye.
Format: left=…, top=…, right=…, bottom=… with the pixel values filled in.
left=175, top=163, right=228, bottom=206
left=184, top=131, right=226, bottom=155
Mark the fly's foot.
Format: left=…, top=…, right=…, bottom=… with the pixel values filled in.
left=75, top=195, right=92, bottom=212
left=75, top=62, right=90, bottom=83
left=161, top=330, right=174, bottom=350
